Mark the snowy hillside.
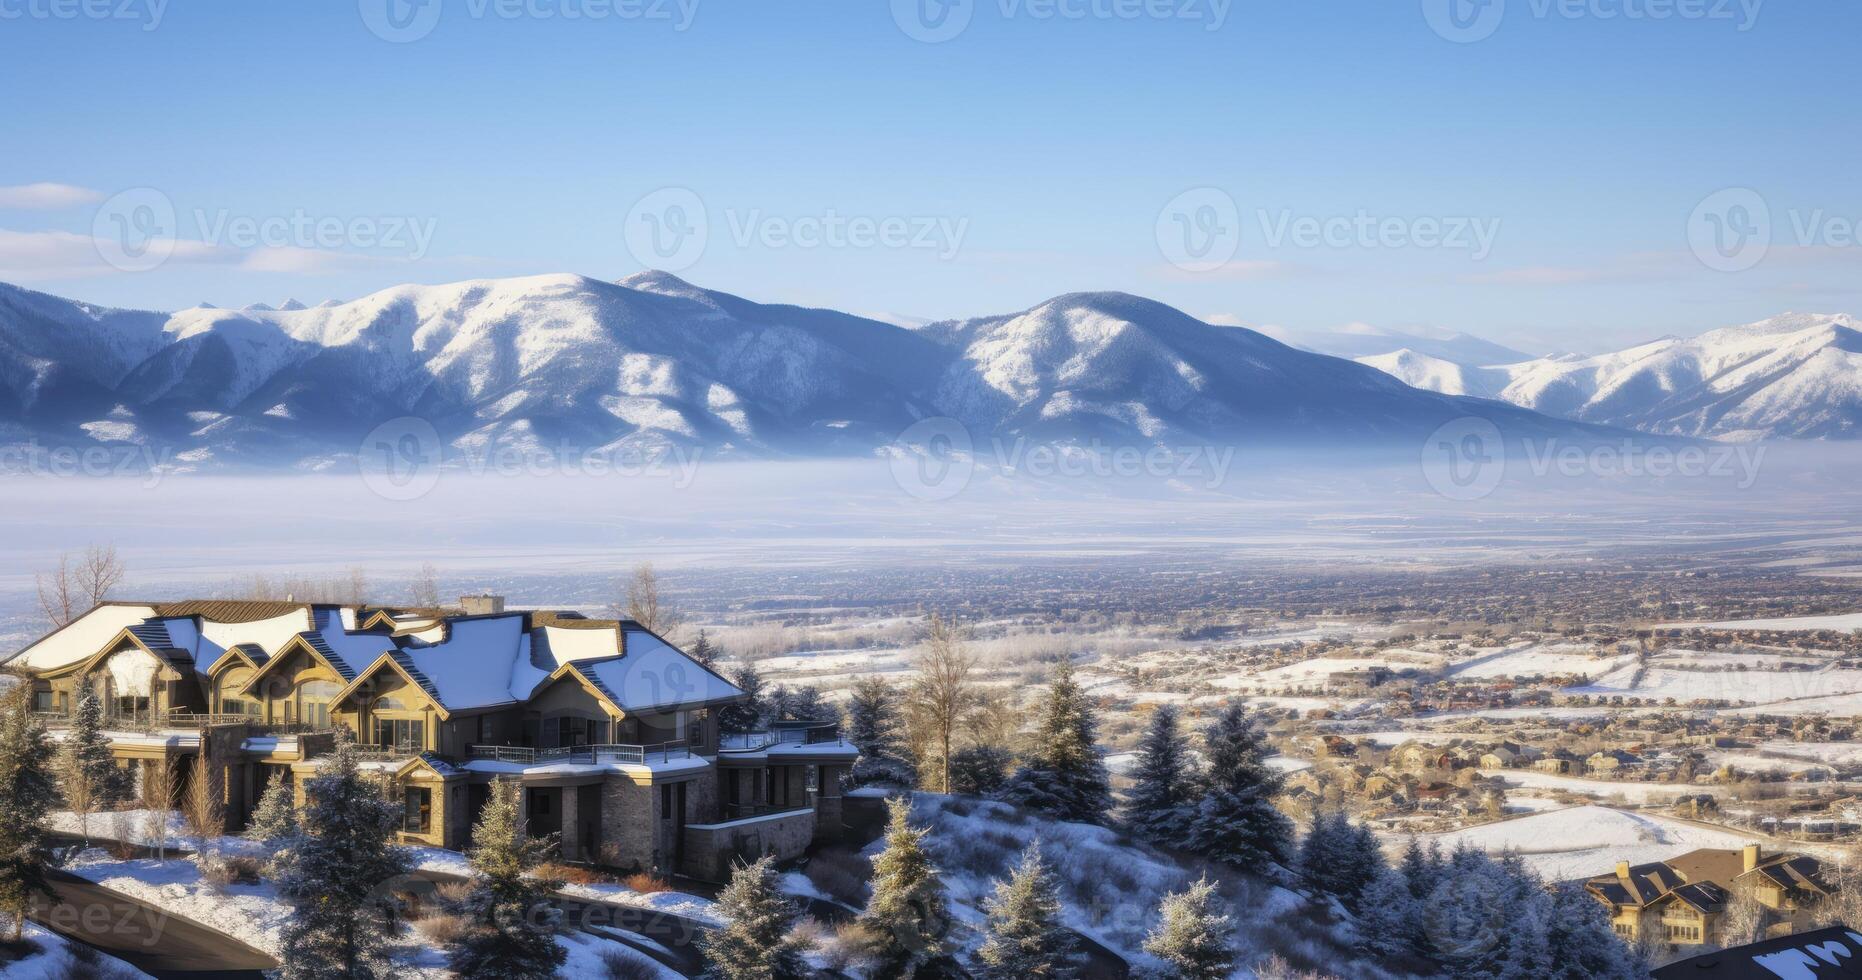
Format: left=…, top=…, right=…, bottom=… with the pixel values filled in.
left=0, top=275, right=1620, bottom=467
left=1354, top=313, right=1862, bottom=441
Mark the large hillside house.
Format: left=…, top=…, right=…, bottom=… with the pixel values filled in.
left=3, top=598, right=859, bottom=881
left=1583, top=844, right=1834, bottom=951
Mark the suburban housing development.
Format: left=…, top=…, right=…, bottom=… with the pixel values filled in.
left=2, top=596, right=859, bottom=881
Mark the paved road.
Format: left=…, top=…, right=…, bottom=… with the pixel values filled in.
left=30, top=868, right=275, bottom=980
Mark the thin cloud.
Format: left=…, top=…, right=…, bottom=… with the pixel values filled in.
left=0, top=183, right=105, bottom=210
left=1151, top=259, right=1302, bottom=282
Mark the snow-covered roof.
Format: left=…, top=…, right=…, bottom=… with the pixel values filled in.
left=11, top=602, right=742, bottom=718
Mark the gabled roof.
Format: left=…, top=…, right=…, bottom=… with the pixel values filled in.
left=1739, top=855, right=1834, bottom=897
left=1587, top=862, right=1685, bottom=907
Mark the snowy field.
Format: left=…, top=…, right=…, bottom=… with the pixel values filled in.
left=1414, top=805, right=1763, bottom=882
left=1661, top=612, right=1862, bottom=632
left=0, top=922, right=151, bottom=980
left=1490, top=770, right=1699, bottom=803
left=1566, top=663, right=1862, bottom=705
left=1447, top=642, right=1634, bottom=681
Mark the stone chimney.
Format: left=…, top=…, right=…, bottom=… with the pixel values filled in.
left=1616, top=860, right=1631, bottom=879
left=1743, top=844, right=1761, bottom=873
left=459, top=594, right=505, bottom=615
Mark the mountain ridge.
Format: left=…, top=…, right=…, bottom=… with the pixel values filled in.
left=0, top=273, right=1658, bottom=467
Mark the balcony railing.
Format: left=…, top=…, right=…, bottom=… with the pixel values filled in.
left=719, top=720, right=844, bottom=752
left=466, top=742, right=692, bottom=766
left=33, top=710, right=270, bottom=733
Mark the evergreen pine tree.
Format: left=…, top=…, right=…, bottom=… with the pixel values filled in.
left=66, top=685, right=126, bottom=806
left=1354, top=869, right=1420, bottom=960
left=1185, top=702, right=1293, bottom=867
left=1121, top=703, right=1197, bottom=846
left=997, top=661, right=1112, bottom=824
left=449, top=779, right=566, bottom=980
left=846, top=675, right=915, bottom=787
left=975, top=840, right=1075, bottom=980
left=1398, top=836, right=1437, bottom=901
left=689, top=629, right=717, bottom=668
left=1543, top=881, right=1645, bottom=980
left=699, top=853, right=811, bottom=980
left=0, top=682, right=56, bottom=942
left=860, top=796, right=951, bottom=977
left=719, top=663, right=765, bottom=734
left=246, top=771, right=299, bottom=842
left=1141, top=876, right=1234, bottom=980
left=275, top=728, right=413, bottom=980
left=948, top=745, right=1013, bottom=796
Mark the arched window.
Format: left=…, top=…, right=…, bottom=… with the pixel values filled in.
left=373, top=696, right=410, bottom=712
left=297, top=680, right=340, bottom=730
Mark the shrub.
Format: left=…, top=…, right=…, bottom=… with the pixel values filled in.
left=412, top=912, right=470, bottom=946
left=537, top=861, right=608, bottom=886
left=623, top=872, right=673, bottom=894
left=434, top=879, right=475, bottom=910
left=599, top=948, right=661, bottom=980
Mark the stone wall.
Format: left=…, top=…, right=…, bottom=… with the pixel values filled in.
left=600, top=777, right=657, bottom=871
left=679, top=808, right=817, bottom=883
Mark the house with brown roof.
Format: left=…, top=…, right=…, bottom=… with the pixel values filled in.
left=5, top=598, right=859, bottom=881
left=1584, top=844, right=1834, bottom=951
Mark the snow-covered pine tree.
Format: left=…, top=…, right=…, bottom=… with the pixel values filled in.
left=1121, top=703, right=1197, bottom=846
left=449, top=779, right=566, bottom=979
left=719, top=663, right=765, bottom=733
left=275, top=728, right=413, bottom=980
left=1185, top=701, right=1293, bottom=868
left=1354, top=869, right=1420, bottom=960
left=1141, top=876, right=1235, bottom=980
left=246, top=771, right=299, bottom=841
left=860, top=796, right=951, bottom=977
left=1544, top=881, right=1646, bottom=980
left=976, top=840, right=1075, bottom=980
left=1398, top=837, right=1437, bottom=901
left=845, top=675, right=915, bottom=787
left=997, top=660, right=1112, bottom=824
left=66, top=685, right=126, bottom=806
left=699, top=853, right=811, bottom=980
left=0, top=682, right=56, bottom=941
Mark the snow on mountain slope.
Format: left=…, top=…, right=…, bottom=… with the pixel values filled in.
left=1267, top=321, right=1531, bottom=367
left=1355, top=348, right=1508, bottom=400
left=1351, top=313, right=1862, bottom=441
left=919, top=291, right=1589, bottom=446
left=0, top=274, right=1637, bottom=466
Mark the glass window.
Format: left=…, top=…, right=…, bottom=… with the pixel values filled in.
left=33, top=690, right=53, bottom=712
left=297, top=681, right=340, bottom=730
left=374, top=696, right=409, bottom=711
left=403, top=787, right=431, bottom=834
left=375, top=718, right=425, bottom=752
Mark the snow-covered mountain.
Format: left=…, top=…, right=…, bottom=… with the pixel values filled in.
left=0, top=273, right=1628, bottom=467
left=1354, top=313, right=1862, bottom=441
left=1263, top=321, right=1531, bottom=369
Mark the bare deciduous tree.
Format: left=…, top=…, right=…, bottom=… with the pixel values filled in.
left=36, top=544, right=127, bottom=628
left=409, top=562, right=441, bottom=608
left=142, top=754, right=175, bottom=861
left=57, top=743, right=96, bottom=847
left=184, top=753, right=223, bottom=848
left=616, top=561, right=683, bottom=637
left=907, top=613, right=979, bottom=794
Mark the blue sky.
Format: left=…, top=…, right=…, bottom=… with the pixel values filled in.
left=0, top=0, right=1856, bottom=354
